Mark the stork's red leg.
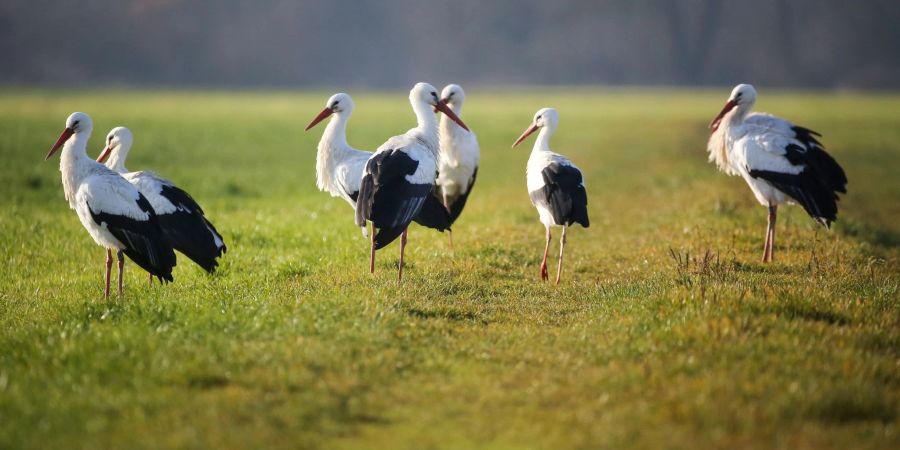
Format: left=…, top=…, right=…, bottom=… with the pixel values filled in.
left=765, top=205, right=777, bottom=262
left=398, top=228, right=408, bottom=281
left=443, top=192, right=454, bottom=250
left=555, top=225, right=567, bottom=285
left=116, top=251, right=124, bottom=296
left=148, top=272, right=153, bottom=286
left=540, top=227, right=551, bottom=281
left=369, top=222, right=376, bottom=274
left=104, top=249, right=113, bottom=299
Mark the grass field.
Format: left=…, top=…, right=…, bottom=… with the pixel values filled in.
left=0, top=88, right=898, bottom=449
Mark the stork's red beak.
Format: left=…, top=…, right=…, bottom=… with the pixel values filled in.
left=434, top=100, right=469, bottom=131
left=97, top=146, right=112, bottom=163
left=305, top=107, right=334, bottom=131
left=45, top=127, right=74, bottom=160
left=512, top=123, right=539, bottom=148
left=709, top=99, right=737, bottom=133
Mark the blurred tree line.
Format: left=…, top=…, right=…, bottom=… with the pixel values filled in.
left=1, top=0, right=897, bottom=88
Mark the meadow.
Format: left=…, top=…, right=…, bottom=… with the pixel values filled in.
left=0, top=88, right=897, bottom=449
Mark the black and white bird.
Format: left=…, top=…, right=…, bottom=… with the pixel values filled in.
left=512, top=108, right=589, bottom=284
left=45, top=112, right=176, bottom=298
left=355, top=82, right=470, bottom=280
left=707, top=84, right=847, bottom=262
left=97, top=127, right=226, bottom=275
left=304, top=93, right=452, bottom=238
left=435, top=84, right=480, bottom=247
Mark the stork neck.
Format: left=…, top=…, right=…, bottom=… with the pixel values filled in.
left=727, top=103, right=752, bottom=128
left=322, top=112, right=350, bottom=149
left=439, top=103, right=464, bottom=134
left=59, top=132, right=93, bottom=207
left=105, top=147, right=129, bottom=173
left=412, top=100, right=439, bottom=153
left=533, top=126, right=555, bottom=153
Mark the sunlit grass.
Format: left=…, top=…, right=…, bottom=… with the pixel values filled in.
left=0, top=88, right=897, bottom=449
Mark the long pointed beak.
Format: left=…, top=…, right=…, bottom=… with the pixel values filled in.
left=305, top=107, right=334, bottom=131
left=434, top=100, right=469, bottom=131
left=45, top=128, right=74, bottom=160
left=512, top=124, right=539, bottom=148
left=709, top=99, right=737, bottom=133
left=97, top=146, right=112, bottom=163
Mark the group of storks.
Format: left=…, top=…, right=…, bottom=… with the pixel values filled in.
left=43, top=83, right=847, bottom=298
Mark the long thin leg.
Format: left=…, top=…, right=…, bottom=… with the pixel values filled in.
left=443, top=192, right=454, bottom=250
left=540, top=227, right=551, bottom=281
left=762, top=205, right=775, bottom=263
left=398, top=228, right=409, bottom=281
left=766, top=205, right=778, bottom=262
left=369, top=222, right=376, bottom=274
left=148, top=272, right=153, bottom=286
left=116, top=251, right=124, bottom=296
left=104, top=249, right=113, bottom=299
left=555, top=225, right=567, bottom=285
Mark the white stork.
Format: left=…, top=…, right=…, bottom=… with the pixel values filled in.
left=97, top=127, right=226, bottom=277
left=304, top=93, right=451, bottom=238
left=708, top=84, right=847, bottom=262
left=355, top=82, right=469, bottom=280
left=435, top=84, right=480, bottom=247
left=45, top=112, right=176, bottom=298
left=512, top=108, right=589, bottom=284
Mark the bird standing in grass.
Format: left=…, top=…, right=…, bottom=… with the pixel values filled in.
left=513, top=108, right=589, bottom=284
left=435, top=84, right=480, bottom=248
left=98, top=127, right=226, bottom=278
left=45, top=113, right=176, bottom=298
left=355, top=83, right=470, bottom=280
left=305, top=93, right=452, bottom=238
left=707, top=84, right=847, bottom=262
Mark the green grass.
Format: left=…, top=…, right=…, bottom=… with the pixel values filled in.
left=0, top=88, right=898, bottom=449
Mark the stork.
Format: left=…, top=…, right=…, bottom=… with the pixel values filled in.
left=45, top=112, right=176, bottom=298
left=355, top=82, right=469, bottom=280
left=97, top=127, right=226, bottom=278
left=707, top=84, right=847, bottom=262
left=435, top=84, right=480, bottom=248
left=512, top=108, right=589, bottom=284
left=304, top=93, right=452, bottom=238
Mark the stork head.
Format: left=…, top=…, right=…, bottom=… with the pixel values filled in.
left=305, top=93, right=354, bottom=131
left=97, top=126, right=133, bottom=166
left=440, top=84, right=466, bottom=107
left=411, top=82, right=469, bottom=131
left=46, top=112, right=92, bottom=160
left=709, top=84, right=756, bottom=132
left=512, top=107, right=558, bottom=147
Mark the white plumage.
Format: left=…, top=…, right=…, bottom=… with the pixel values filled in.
left=307, top=93, right=371, bottom=209
left=435, top=84, right=479, bottom=246
left=98, top=126, right=226, bottom=273
left=355, top=82, right=469, bottom=280
left=513, top=108, right=589, bottom=284
left=707, top=84, right=847, bottom=262
left=46, top=113, right=175, bottom=298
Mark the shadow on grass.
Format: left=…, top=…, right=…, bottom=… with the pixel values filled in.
left=808, top=388, right=897, bottom=424
left=407, top=307, right=488, bottom=325
left=776, top=302, right=851, bottom=326
left=839, top=218, right=900, bottom=250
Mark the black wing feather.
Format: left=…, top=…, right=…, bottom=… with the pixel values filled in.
left=749, top=126, right=847, bottom=228
left=89, top=194, right=176, bottom=282
left=533, top=163, right=589, bottom=228
left=157, top=184, right=226, bottom=273
left=440, top=166, right=478, bottom=225
left=354, top=149, right=434, bottom=249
